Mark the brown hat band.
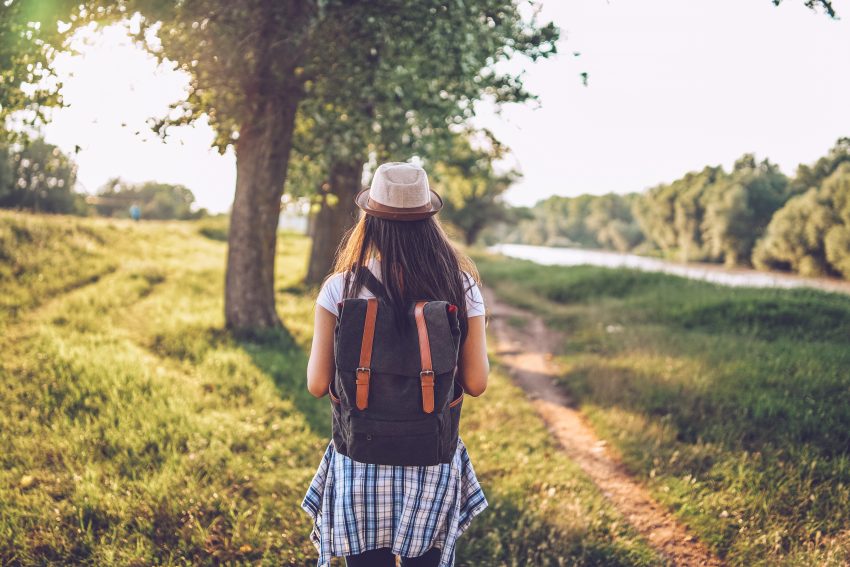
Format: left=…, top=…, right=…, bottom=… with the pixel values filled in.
left=366, top=197, right=433, bottom=214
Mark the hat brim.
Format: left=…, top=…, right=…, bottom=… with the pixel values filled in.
left=354, top=189, right=443, bottom=221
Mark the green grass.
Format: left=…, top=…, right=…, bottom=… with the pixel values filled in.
left=0, top=211, right=662, bottom=566
left=473, top=252, right=850, bottom=566
left=0, top=212, right=121, bottom=328
left=1, top=214, right=325, bottom=565
left=454, top=358, right=660, bottom=566
left=195, top=214, right=230, bottom=242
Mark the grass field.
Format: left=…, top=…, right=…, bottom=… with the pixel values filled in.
left=473, top=252, right=850, bottom=566
left=0, top=211, right=663, bottom=566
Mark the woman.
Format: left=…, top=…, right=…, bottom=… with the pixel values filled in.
left=301, top=162, right=490, bottom=567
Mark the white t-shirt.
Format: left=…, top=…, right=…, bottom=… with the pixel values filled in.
left=316, top=261, right=485, bottom=319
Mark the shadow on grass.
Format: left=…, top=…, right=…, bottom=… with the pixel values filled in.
left=233, top=325, right=332, bottom=439
left=147, top=317, right=330, bottom=438
left=561, top=344, right=850, bottom=459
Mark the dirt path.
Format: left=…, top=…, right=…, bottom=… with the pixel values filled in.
left=485, top=288, right=723, bottom=567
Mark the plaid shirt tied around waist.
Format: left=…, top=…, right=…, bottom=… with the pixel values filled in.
left=301, top=437, right=488, bottom=567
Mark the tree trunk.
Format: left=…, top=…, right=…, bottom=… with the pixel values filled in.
left=464, top=219, right=486, bottom=247
left=305, top=158, right=364, bottom=284
left=224, top=94, right=300, bottom=331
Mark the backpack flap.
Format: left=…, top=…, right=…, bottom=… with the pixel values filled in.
left=334, top=298, right=460, bottom=377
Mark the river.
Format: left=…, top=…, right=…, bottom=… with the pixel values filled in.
left=489, top=243, right=850, bottom=296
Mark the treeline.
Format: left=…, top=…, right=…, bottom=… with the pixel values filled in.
left=491, top=192, right=645, bottom=252
left=0, top=138, right=207, bottom=220
left=491, top=138, right=850, bottom=279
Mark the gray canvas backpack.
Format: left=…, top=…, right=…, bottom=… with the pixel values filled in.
left=328, top=271, right=465, bottom=466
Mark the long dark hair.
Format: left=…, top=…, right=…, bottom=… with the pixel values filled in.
left=330, top=213, right=481, bottom=342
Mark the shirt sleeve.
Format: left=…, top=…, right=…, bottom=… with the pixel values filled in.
left=316, top=273, right=345, bottom=317
left=464, top=272, right=486, bottom=318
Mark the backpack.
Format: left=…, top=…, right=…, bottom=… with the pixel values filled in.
left=328, top=270, right=465, bottom=466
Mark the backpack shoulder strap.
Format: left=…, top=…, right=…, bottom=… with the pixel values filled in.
left=355, top=298, right=378, bottom=410
left=360, top=268, right=388, bottom=299
left=414, top=301, right=435, bottom=414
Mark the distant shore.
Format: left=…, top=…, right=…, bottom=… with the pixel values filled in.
left=490, top=243, right=850, bottom=296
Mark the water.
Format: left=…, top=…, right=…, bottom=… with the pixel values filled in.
left=489, top=243, right=850, bottom=295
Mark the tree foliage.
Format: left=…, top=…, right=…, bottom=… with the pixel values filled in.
left=128, top=2, right=311, bottom=146
left=299, top=0, right=558, bottom=281
left=0, top=1, right=81, bottom=140
left=772, top=0, right=837, bottom=18
left=790, top=137, right=850, bottom=193
left=0, top=138, right=85, bottom=214
left=498, top=192, right=644, bottom=252
left=297, top=1, right=558, bottom=166
left=754, top=162, right=850, bottom=278
left=701, top=155, right=791, bottom=266
left=585, top=193, right=645, bottom=253
left=630, top=155, right=792, bottom=265
left=431, top=130, right=520, bottom=246
left=93, top=177, right=203, bottom=219
left=633, top=166, right=723, bottom=260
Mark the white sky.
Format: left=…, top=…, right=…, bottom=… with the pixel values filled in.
left=42, top=0, right=850, bottom=213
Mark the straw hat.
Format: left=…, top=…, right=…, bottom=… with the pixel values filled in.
left=354, top=162, right=443, bottom=221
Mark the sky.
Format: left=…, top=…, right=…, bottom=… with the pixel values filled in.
left=41, top=0, right=850, bottom=213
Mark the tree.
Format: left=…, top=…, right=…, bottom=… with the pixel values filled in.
left=0, top=138, right=85, bottom=214
left=105, top=1, right=315, bottom=330
left=586, top=193, right=644, bottom=252
left=633, top=182, right=681, bottom=256
left=537, top=195, right=597, bottom=247
left=701, top=155, right=790, bottom=266
left=107, top=0, right=556, bottom=325
left=671, top=167, right=723, bottom=261
left=633, top=167, right=723, bottom=260
left=22, top=0, right=323, bottom=327
left=432, top=131, right=520, bottom=246
left=300, top=1, right=558, bottom=282
left=791, top=137, right=850, bottom=193
left=824, top=219, right=850, bottom=278
left=753, top=162, right=850, bottom=278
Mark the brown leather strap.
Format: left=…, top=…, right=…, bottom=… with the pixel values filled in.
left=414, top=301, right=435, bottom=413
left=356, top=298, right=378, bottom=410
